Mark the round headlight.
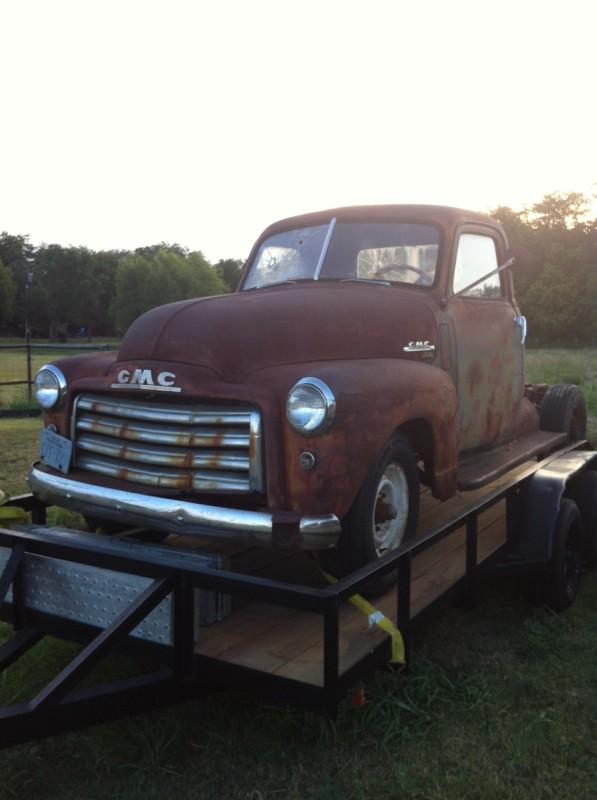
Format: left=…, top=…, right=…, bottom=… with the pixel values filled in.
left=287, top=378, right=336, bottom=434
left=34, top=365, right=67, bottom=409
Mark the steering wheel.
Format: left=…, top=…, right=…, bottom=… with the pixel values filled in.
left=373, top=263, right=427, bottom=281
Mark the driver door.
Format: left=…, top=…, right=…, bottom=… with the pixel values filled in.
left=448, top=229, right=523, bottom=453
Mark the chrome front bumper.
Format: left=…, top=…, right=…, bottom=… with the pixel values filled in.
left=28, top=464, right=341, bottom=550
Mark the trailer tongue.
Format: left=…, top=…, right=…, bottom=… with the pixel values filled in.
left=0, top=441, right=596, bottom=750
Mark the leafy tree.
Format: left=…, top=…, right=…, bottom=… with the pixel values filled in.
left=215, top=258, right=244, bottom=292
left=110, top=249, right=226, bottom=333
left=26, top=245, right=120, bottom=338
left=134, top=242, right=188, bottom=259
left=31, top=245, right=89, bottom=339
left=492, top=192, right=597, bottom=346
left=523, top=262, right=580, bottom=345
left=77, top=250, right=122, bottom=336
left=526, top=192, right=590, bottom=231
left=0, top=233, right=34, bottom=333
left=0, top=260, right=16, bottom=329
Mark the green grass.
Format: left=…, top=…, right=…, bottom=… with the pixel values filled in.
left=1, top=350, right=597, bottom=799
left=0, top=417, right=42, bottom=496
left=1, top=582, right=597, bottom=799
left=0, top=339, right=119, bottom=408
left=526, top=348, right=597, bottom=441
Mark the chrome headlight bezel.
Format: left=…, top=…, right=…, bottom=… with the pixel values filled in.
left=287, top=377, right=336, bottom=435
left=33, top=364, right=67, bottom=409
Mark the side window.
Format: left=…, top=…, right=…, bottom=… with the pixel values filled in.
left=453, top=234, right=502, bottom=298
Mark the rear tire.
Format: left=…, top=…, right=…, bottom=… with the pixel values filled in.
left=540, top=384, right=587, bottom=441
left=321, top=433, right=419, bottom=595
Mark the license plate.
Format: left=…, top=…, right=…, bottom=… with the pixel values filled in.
left=39, top=428, right=73, bottom=474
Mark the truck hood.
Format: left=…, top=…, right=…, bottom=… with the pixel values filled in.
left=117, top=283, right=437, bottom=382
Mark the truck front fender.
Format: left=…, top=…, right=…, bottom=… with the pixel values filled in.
left=245, top=359, right=459, bottom=519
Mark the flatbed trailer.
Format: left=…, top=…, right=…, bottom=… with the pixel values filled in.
left=1, top=440, right=596, bottom=749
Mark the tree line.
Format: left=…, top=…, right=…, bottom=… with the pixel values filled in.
left=0, top=237, right=243, bottom=339
left=492, top=191, right=597, bottom=347
left=1, top=191, right=596, bottom=344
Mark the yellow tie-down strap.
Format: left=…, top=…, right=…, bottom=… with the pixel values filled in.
left=322, top=570, right=405, bottom=665
left=0, top=490, right=29, bottom=526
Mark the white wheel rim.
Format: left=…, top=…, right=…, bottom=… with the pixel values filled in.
left=372, top=463, right=409, bottom=557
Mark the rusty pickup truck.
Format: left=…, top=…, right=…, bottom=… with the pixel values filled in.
left=28, top=205, right=586, bottom=578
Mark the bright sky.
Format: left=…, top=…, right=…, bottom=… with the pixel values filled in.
left=1, top=0, right=596, bottom=263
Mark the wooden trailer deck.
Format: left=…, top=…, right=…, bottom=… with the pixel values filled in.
left=165, top=462, right=531, bottom=687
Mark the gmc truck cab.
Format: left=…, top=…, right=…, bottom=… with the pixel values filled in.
left=29, top=205, right=586, bottom=577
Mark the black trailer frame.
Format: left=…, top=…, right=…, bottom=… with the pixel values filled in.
left=0, top=440, right=595, bottom=750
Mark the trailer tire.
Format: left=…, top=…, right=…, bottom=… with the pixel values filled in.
left=540, top=384, right=586, bottom=441
left=542, top=498, right=583, bottom=611
left=321, top=432, right=419, bottom=596
left=568, top=471, right=597, bottom=568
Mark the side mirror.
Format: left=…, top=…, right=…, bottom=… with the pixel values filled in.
left=506, top=245, right=530, bottom=270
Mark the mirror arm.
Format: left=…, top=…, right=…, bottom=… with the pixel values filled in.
left=452, top=256, right=516, bottom=299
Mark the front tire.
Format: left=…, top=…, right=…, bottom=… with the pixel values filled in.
left=322, top=433, right=419, bottom=594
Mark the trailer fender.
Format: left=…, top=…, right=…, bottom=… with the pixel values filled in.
left=518, top=450, right=597, bottom=561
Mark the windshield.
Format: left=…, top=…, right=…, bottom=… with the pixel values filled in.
left=242, top=220, right=440, bottom=290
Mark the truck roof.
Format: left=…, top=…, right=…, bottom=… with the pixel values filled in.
left=262, top=204, right=501, bottom=239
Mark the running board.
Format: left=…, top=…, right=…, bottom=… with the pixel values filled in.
left=457, top=431, right=569, bottom=491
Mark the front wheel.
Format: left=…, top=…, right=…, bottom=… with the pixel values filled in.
left=322, top=433, right=419, bottom=594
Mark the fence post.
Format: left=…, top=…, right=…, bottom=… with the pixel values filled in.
left=25, top=331, right=32, bottom=402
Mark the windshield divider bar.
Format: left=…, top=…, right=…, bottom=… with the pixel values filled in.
left=313, top=218, right=337, bottom=280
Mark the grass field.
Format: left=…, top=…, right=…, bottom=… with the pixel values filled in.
left=0, top=340, right=118, bottom=408
left=0, top=349, right=597, bottom=799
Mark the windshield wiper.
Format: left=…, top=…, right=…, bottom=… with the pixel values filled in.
left=339, top=278, right=391, bottom=286
left=244, top=278, right=317, bottom=291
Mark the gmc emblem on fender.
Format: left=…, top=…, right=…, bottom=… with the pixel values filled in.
left=403, top=341, right=435, bottom=353
left=110, top=368, right=182, bottom=393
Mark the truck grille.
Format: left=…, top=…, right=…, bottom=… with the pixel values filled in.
left=71, top=393, right=263, bottom=494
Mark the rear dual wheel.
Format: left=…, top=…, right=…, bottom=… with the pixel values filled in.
left=540, top=384, right=587, bottom=441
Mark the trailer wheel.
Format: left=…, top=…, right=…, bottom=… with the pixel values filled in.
left=540, top=384, right=587, bottom=441
left=542, top=498, right=583, bottom=611
left=321, top=432, right=419, bottom=595
left=568, top=472, right=597, bottom=568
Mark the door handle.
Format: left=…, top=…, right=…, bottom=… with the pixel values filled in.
left=514, top=315, right=527, bottom=344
